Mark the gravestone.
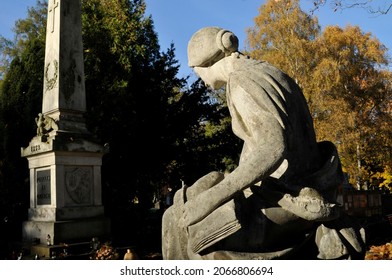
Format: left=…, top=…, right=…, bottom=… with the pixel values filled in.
left=21, top=0, right=110, bottom=246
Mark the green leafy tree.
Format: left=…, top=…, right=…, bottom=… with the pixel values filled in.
left=0, top=1, right=47, bottom=248
left=81, top=0, right=242, bottom=245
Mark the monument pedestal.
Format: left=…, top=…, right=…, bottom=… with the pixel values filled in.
left=21, top=133, right=110, bottom=245
left=23, top=217, right=110, bottom=246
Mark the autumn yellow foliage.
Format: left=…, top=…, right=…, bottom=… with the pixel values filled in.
left=246, top=0, right=392, bottom=189
left=365, top=243, right=392, bottom=260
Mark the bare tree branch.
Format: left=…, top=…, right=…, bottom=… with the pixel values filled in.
left=309, top=0, right=392, bottom=15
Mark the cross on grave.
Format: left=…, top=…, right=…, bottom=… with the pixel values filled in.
left=48, top=0, right=59, bottom=33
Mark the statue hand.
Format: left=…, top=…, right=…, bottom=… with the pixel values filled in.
left=181, top=199, right=209, bottom=227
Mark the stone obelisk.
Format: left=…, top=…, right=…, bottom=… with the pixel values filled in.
left=21, top=0, right=110, bottom=247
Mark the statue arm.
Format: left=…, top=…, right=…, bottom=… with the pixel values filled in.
left=183, top=84, right=287, bottom=226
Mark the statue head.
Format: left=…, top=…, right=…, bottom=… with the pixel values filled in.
left=188, top=27, right=239, bottom=67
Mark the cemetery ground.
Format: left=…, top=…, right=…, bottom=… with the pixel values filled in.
left=1, top=196, right=392, bottom=260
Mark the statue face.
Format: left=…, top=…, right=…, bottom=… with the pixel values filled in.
left=194, top=66, right=226, bottom=90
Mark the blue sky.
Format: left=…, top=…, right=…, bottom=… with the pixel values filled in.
left=1, top=0, right=391, bottom=79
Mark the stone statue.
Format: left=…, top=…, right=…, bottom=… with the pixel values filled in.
left=162, top=27, right=366, bottom=260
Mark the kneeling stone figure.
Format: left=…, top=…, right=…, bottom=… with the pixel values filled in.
left=162, top=27, right=365, bottom=260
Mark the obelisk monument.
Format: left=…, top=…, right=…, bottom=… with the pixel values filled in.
left=21, top=0, right=110, bottom=246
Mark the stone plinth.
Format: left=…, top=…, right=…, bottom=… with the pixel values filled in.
left=21, top=133, right=109, bottom=244
left=23, top=217, right=110, bottom=247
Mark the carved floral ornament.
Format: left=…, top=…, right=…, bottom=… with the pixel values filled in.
left=45, top=59, right=58, bottom=91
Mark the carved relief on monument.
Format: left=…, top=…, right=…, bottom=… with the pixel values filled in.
left=45, top=59, right=59, bottom=91
left=48, top=0, right=59, bottom=33
left=35, top=113, right=58, bottom=139
left=64, top=166, right=93, bottom=205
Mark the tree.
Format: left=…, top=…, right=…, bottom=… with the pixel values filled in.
left=0, top=1, right=47, bottom=241
left=81, top=0, right=242, bottom=208
left=80, top=0, right=242, bottom=245
left=311, top=25, right=392, bottom=188
left=246, top=0, right=392, bottom=189
left=0, top=37, right=13, bottom=80
left=246, top=0, right=320, bottom=95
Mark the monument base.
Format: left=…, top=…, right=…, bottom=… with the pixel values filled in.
left=30, top=241, right=92, bottom=259
left=22, top=216, right=111, bottom=245
left=28, top=205, right=105, bottom=221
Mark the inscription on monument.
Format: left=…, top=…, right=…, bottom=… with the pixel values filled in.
left=37, top=169, right=51, bottom=205
left=31, top=144, right=41, bottom=153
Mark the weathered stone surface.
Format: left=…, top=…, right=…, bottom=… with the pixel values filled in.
left=162, top=26, right=366, bottom=260
left=22, top=217, right=110, bottom=245
left=43, top=0, right=86, bottom=117
left=315, top=214, right=366, bottom=259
